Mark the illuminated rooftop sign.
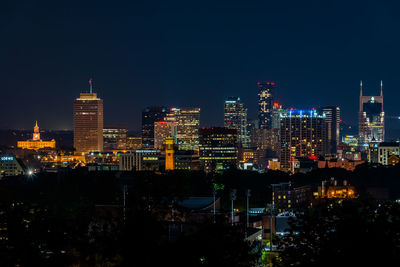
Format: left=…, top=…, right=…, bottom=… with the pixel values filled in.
left=1, top=156, right=14, bottom=161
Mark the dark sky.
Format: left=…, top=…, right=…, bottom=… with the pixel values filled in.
left=1, top=0, right=399, bottom=137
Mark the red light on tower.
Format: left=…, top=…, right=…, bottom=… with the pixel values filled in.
left=267, top=82, right=270, bottom=85
left=273, top=102, right=279, bottom=108
left=271, top=82, right=275, bottom=85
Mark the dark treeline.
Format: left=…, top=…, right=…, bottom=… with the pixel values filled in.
left=0, top=165, right=400, bottom=266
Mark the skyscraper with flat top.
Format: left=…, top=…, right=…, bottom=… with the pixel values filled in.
left=224, top=97, right=249, bottom=147
left=319, top=106, right=340, bottom=155
left=170, top=107, right=200, bottom=150
left=358, top=81, right=384, bottom=144
left=73, top=79, right=103, bottom=155
left=280, top=109, right=326, bottom=172
left=142, top=106, right=168, bottom=148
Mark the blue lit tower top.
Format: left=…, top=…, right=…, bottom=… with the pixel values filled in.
left=257, top=82, right=275, bottom=129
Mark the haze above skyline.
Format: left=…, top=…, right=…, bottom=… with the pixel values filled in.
left=1, top=0, right=399, bottom=138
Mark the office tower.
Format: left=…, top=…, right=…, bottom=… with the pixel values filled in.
left=142, top=106, right=168, bottom=148
left=127, top=136, right=142, bottom=151
left=170, top=107, right=200, bottom=150
left=319, top=106, right=340, bottom=155
left=247, top=119, right=259, bottom=148
left=224, top=97, right=249, bottom=147
left=358, top=81, right=385, bottom=144
left=154, top=120, right=178, bottom=150
left=73, top=79, right=103, bottom=155
left=258, top=82, right=275, bottom=129
left=269, top=102, right=287, bottom=153
left=280, top=109, right=327, bottom=172
left=103, top=125, right=128, bottom=151
left=165, top=137, right=175, bottom=170
left=199, top=127, right=237, bottom=172
left=17, top=121, right=56, bottom=150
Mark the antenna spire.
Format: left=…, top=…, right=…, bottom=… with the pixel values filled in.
left=380, top=80, right=383, bottom=96
left=89, top=78, right=93, bottom=94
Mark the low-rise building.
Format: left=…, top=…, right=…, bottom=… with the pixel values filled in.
left=17, top=122, right=56, bottom=150
left=316, top=179, right=356, bottom=199
left=318, top=158, right=365, bottom=171
left=119, top=150, right=164, bottom=171
left=377, top=142, right=400, bottom=165
left=0, top=155, right=26, bottom=177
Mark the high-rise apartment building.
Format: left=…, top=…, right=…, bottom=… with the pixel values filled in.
left=319, top=106, right=340, bottom=155
left=199, top=127, right=237, bottom=172
left=358, top=81, right=384, bottom=144
left=170, top=107, right=200, bottom=150
left=142, top=106, right=168, bottom=148
left=103, top=125, right=128, bottom=151
left=280, top=109, right=326, bottom=172
left=73, top=81, right=103, bottom=155
left=258, top=82, right=275, bottom=129
left=224, top=97, right=249, bottom=147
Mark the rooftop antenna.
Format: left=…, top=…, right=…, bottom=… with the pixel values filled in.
left=380, top=80, right=383, bottom=96
left=89, top=77, right=93, bottom=94
left=359, top=80, right=363, bottom=112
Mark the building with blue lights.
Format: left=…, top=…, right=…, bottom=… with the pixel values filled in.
left=280, top=109, right=327, bottom=172
left=0, top=155, right=26, bottom=177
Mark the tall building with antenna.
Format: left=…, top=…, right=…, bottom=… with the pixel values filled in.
left=73, top=78, right=104, bottom=155
left=358, top=80, right=384, bottom=144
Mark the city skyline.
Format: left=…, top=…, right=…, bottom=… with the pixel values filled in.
left=2, top=79, right=398, bottom=135
left=1, top=1, right=400, bottom=135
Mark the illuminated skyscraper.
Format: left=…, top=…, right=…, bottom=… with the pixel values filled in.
left=154, top=120, right=178, bottom=150
left=170, top=107, right=200, bottom=150
left=142, top=106, right=168, bottom=148
left=280, top=110, right=326, bottom=172
left=319, top=106, right=340, bottom=155
left=258, top=82, right=275, bottom=129
left=224, top=97, right=248, bottom=147
left=358, top=81, right=384, bottom=144
left=199, top=127, right=237, bottom=172
left=73, top=79, right=103, bottom=155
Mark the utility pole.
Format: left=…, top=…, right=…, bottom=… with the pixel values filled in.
left=246, top=189, right=251, bottom=228
left=269, top=184, right=276, bottom=252
left=230, top=189, right=237, bottom=226
left=213, top=187, right=217, bottom=223
left=122, top=184, right=127, bottom=224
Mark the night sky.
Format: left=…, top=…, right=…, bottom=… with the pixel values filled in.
left=1, top=0, right=399, bottom=138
